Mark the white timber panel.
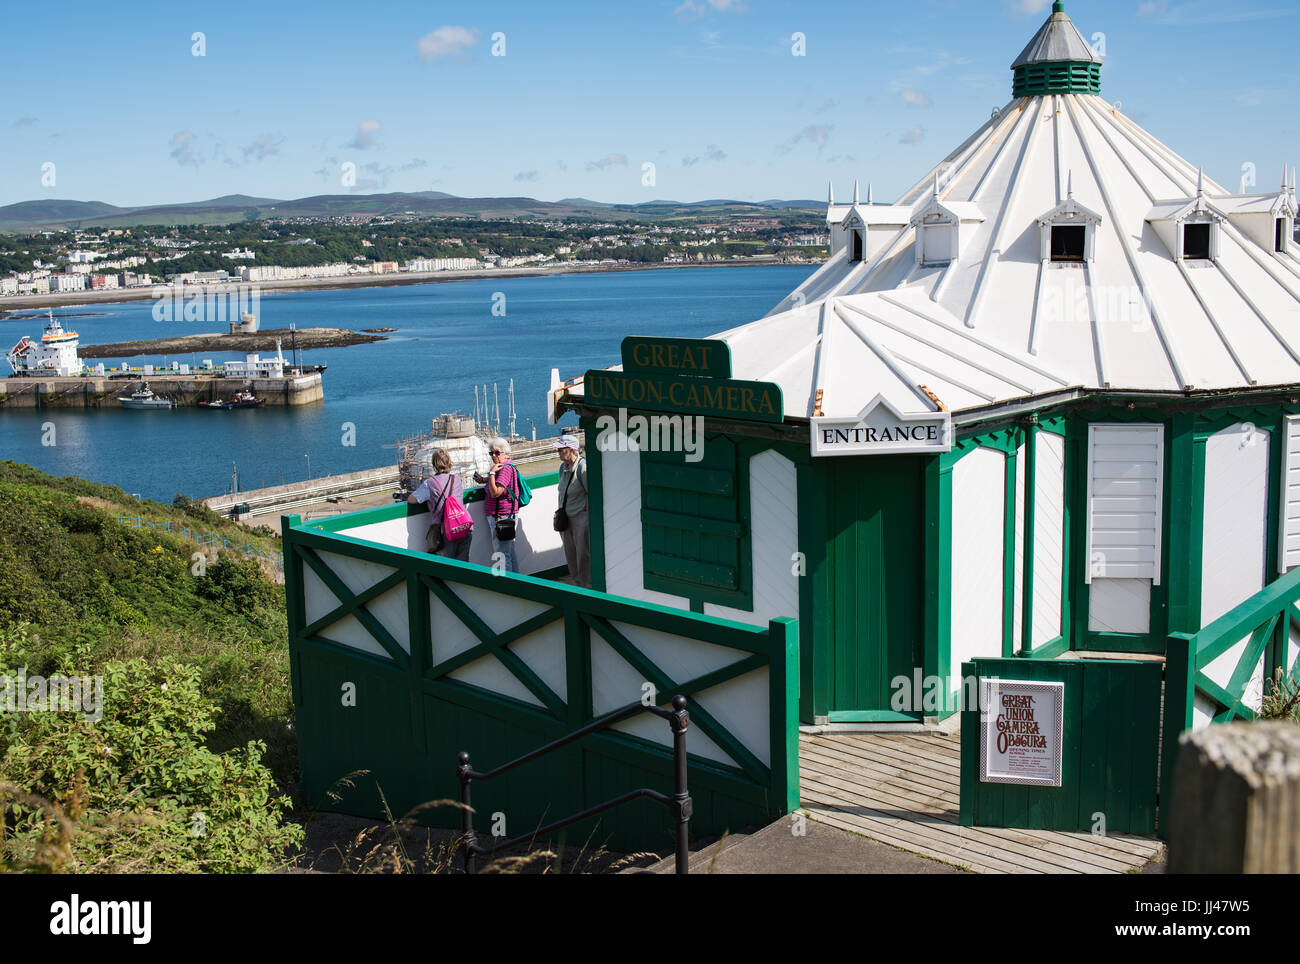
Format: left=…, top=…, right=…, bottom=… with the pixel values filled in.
left=706, top=449, right=800, bottom=626
left=451, top=583, right=552, bottom=634
left=1086, top=424, right=1163, bottom=582
left=600, top=441, right=689, bottom=609
left=589, top=636, right=734, bottom=767
left=1196, top=423, right=1272, bottom=726
left=1012, top=443, right=1026, bottom=652
left=429, top=584, right=483, bottom=666
left=303, top=552, right=409, bottom=654
left=1201, top=424, right=1270, bottom=626
left=509, top=626, right=569, bottom=703
left=448, top=655, right=544, bottom=708
left=338, top=514, right=424, bottom=552
left=1088, top=578, right=1151, bottom=634
left=1280, top=415, right=1300, bottom=572
left=1032, top=432, right=1066, bottom=647
left=337, top=482, right=565, bottom=575
left=950, top=446, right=1007, bottom=678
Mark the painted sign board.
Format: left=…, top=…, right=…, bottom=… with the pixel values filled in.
left=584, top=368, right=784, bottom=423
left=979, top=679, right=1064, bottom=787
left=622, top=337, right=732, bottom=379
left=811, top=394, right=952, bottom=457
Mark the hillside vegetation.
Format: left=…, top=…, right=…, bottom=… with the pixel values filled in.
left=0, top=461, right=301, bottom=871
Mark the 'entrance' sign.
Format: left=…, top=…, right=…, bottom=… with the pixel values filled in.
left=979, top=679, right=1064, bottom=787
left=811, top=394, right=952, bottom=457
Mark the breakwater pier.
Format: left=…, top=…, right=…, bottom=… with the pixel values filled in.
left=0, top=372, right=324, bottom=408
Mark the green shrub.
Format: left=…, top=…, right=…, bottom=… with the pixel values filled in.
left=0, top=624, right=301, bottom=873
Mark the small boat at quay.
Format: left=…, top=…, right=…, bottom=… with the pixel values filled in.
left=201, top=390, right=266, bottom=410
left=118, top=383, right=175, bottom=410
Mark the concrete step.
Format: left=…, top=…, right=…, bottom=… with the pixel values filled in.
left=637, top=813, right=968, bottom=874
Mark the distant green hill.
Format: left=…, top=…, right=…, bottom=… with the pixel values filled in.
left=0, top=191, right=823, bottom=231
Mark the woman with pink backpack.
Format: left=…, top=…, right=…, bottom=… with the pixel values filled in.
left=408, top=448, right=474, bottom=561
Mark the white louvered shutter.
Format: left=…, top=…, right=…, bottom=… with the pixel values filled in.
left=1280, top=415, right=1300, bottom=573
left=1086, top=424, right=1164, bottom=585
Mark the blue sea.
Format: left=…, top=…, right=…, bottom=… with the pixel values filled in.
left=0, top=265, right=813, bottom=501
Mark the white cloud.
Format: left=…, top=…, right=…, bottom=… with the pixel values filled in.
left=12, top=116, right=37, bottom=128
left=417, top=26, right=480, bottom=62
left=1137, top=0, right=1296, bottom=24
left=674, top=0, right=745, bottom=23
left=1007, top=0, right=1051, bottom=17
left=586, top=153, right=628, bottom=172
left=242, top=134, right=284, bottom=162
left=347, top=120, right=382, bottom=150
left=899, top=125, right=926, bottom=145
left=169, top=130, right=201, bottom=167
left=777, top=124, right=833, bottom=154
left=899, top=88, right=932, bottom=108
left=514, top=170, right=540, bottom=182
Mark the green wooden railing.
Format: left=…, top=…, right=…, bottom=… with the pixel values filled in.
left=281, top=506, right=800, bottom=852
left=1160, top=565, right=1300, bottom=809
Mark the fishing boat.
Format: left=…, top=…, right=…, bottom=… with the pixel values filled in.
left=118, top=382, right=175, bottom=410
left=201, top=390, right=266, bottom=410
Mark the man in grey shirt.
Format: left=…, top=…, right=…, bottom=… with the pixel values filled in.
left=555, top=435, right=590, bottom=588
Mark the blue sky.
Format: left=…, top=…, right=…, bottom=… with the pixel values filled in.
left=1, top=0, right=1296, bottom=208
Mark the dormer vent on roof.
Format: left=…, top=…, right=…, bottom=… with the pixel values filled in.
left=1146, top=170, right=1227, bottom=262
left=1011, top=1, right=1102, bottom=97
left=910, top=175, right=984, bottom=266
left=1037, top=172, right=1103, bottom=263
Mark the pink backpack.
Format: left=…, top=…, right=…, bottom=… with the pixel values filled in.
left=439, top=479, right=473, bottom=541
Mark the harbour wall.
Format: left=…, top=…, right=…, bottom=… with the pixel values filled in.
left=206, top=466, right=400, bottom=520
left=0, top=373, right=324, bottom=408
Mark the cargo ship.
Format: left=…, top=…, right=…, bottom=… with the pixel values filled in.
left=5, top=310, right=83, bottom=377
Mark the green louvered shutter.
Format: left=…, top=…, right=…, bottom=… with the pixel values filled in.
left=640, top=435, right=752, bottom=608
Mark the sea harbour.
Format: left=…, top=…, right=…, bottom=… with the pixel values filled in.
left=0, top=264, right=812, bottom=501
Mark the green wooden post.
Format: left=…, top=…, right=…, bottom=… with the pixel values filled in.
left=408, top=569, right=431, bottom=752
left=768, top=617, right=801, bottom=813
left=924, top=456, right=954, bottom=717
left=582, top=415, right=608, bottom=593
left=1167, top=415, right=1201, bottom=636
left=282, top=514, right=305, bottom=707
left=1001, top=443, right=1019, bottom=658
left=958, top=659, right=978, bottom=826
left=797, top=458, right=830, bottom=723
left=1020, top=422, right=1038, bottom=655
left=1159, top=632, right=1196, bottom=838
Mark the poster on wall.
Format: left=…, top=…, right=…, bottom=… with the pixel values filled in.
left=979, top=679, right=1064, bottom=787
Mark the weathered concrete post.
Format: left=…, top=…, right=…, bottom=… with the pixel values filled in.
left=1167, top=722, right=1300, bottom=873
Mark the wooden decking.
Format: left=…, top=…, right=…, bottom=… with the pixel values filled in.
left=800, top=731, right=1165, bottom=874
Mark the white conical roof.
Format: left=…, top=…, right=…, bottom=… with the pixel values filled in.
left=562, top=8, right=1300, bottom=426
left=726, top=87, right=1300, bottom=421
left=1011, top=3, right=1101, bottom=68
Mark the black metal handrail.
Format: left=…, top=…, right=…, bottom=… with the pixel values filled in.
left=456, top=695, right=692, bottom=874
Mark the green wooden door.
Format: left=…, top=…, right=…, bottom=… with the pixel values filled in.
left=825, top=457, right=925, bottom=721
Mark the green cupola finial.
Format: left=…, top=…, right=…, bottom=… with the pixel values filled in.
left=1011, top=1, right=1102, bottom=97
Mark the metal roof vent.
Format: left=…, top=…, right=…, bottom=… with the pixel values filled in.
left=1011, top=1, right=1102, bottom=97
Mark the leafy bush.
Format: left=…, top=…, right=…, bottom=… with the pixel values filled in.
left=0, top=463, right=301, bottom=871
left=0, top=624, right=302, bottom=872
